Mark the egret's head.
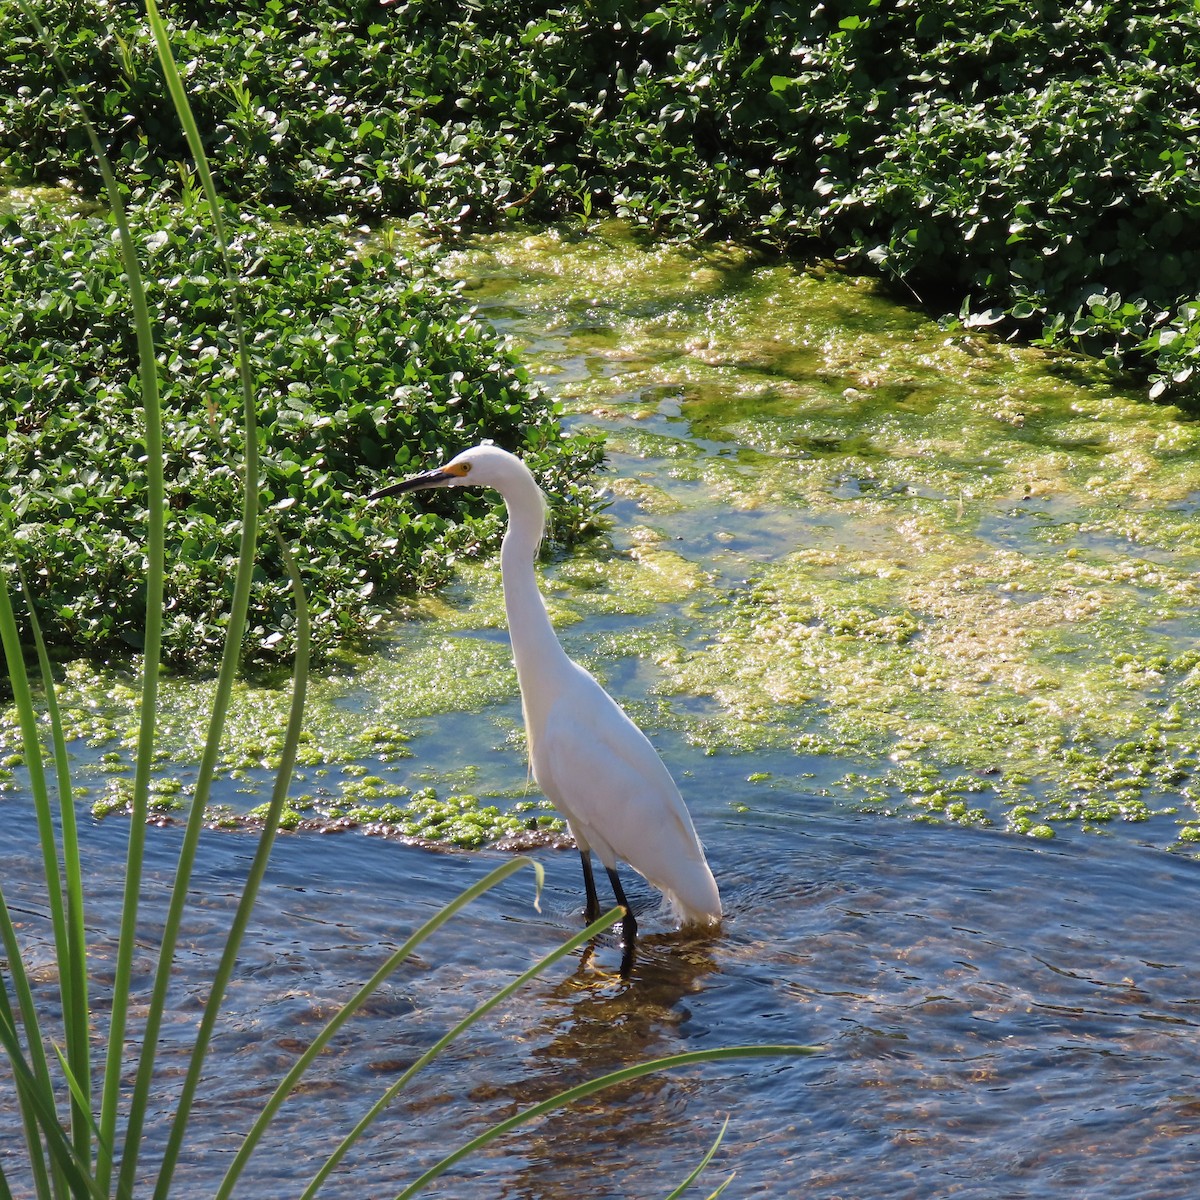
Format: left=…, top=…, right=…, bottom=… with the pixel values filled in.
left=369, top=443, right=531, bottom=500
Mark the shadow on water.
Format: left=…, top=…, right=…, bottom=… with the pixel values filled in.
left=4, top=778, right=1199, bottom=1198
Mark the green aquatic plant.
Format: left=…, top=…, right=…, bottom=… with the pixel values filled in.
left=0, top=7, right=813, bottom=1198
left=0, top=193, right=604, bottom=668
left=3, top=1, right=1199, bottom=397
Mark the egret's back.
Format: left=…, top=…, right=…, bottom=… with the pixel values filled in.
left=530, top=661, right=721, bottom=926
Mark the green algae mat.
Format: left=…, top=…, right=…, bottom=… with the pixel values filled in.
left=5, top=223, right=1200, bottom=852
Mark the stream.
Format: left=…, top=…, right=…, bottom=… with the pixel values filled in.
left=3, top=223, right=1199, bottom=1197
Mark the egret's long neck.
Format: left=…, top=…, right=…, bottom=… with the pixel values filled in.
left=497, top=473, right=570, bottom=686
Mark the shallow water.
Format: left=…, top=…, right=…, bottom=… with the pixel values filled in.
left=5, top=224, right=1200, bottom=1195
left=4, top=784, right=1198, bottom=1197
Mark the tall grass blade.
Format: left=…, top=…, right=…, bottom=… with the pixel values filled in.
left=11, top=4, right=166, bottom=1187
left=393, top=1045, right=820, bottom=1200
left=18, top=562, right=92, bottom=1166
left=702, top=1174, right=736, bottom=1199
left=0, top=560, right=71, bottom=1200
left=298, top=907, right=625, bottom=1199
left=0, top=1008, right=103, bottom=1200
left=213, top=857, right=546, bottom=1200
left=145, top=0, right=240, bottom=265
left=663, top=1115, right=730, bottom=1200
left=150, top=535, right=311, bottom=1199
left=115, top=4, right=264, bottom=1193
left=0, top=890, right=56, bottom=1200
left=48, top=1045, right=118, bottom=1200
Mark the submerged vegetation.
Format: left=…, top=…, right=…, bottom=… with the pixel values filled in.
left=426, top=229, right=1200, bottom=847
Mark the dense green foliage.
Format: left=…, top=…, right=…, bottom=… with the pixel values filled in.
left=3, top=0, right=1199, bottom=664
left=3, top=0, right=1198, bottom=397
left=0, top=193, right=603, bottom=666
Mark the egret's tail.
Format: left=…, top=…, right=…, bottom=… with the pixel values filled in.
left=663, top=860, right=722, bottom=928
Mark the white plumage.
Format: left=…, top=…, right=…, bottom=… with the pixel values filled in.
left=372, top=443, right=721, bottom=951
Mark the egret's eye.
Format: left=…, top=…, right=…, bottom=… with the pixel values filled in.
left=448, top=461, right=472, bottom=477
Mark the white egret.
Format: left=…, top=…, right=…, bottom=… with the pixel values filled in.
left=371, top=444, right=721, bottom=954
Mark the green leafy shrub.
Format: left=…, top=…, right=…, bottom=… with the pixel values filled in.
left=4, top=1, right=1199, bottom=398
left=0, top=193, right=604, bottom=667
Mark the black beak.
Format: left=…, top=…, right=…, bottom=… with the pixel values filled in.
left=368, top=467, right=454, bottom=500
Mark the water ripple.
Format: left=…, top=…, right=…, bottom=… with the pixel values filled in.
left=4, top=794, right=1197, bottom=1198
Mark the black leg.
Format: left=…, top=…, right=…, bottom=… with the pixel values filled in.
left=580, top=849, right=600, bottom=922
left=618, top=937, right=636, bottom=979
left=605, top=866, right=638, bottom=945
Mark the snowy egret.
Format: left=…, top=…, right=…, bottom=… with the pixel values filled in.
left=371, top=444, right=721, bottom=956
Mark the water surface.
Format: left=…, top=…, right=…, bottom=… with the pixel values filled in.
left=4, top=224, right=1200, bottom=1196
left=4, top=783, right=1198, bottom=1197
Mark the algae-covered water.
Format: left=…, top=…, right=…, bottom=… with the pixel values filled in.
left=11, top=221, right=1200, bottom=847
left=3, top=224, right=1200, bottom=1196
left=442, top=222, right=1200, bottom=847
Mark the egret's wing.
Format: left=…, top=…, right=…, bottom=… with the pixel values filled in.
left=533, top=670, right=703, bottom=873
